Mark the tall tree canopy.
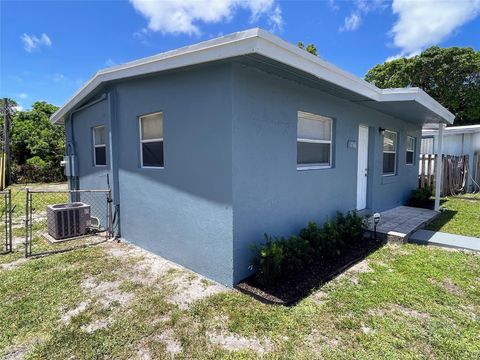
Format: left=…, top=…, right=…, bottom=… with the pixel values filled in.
left=9, top=101, right=65, bottom=182
left=365, top=46, right=480, bottom=126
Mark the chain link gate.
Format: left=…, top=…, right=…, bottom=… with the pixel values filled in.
left=25, top=189, right=113, bottom=257
left=0, top=189, right=12, bottom=254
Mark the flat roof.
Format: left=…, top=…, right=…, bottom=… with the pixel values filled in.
left=423, top=124, right=480, bottom=136
left=51, top=28, right=455, bottom=125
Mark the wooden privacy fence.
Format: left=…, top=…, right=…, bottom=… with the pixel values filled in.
left=418, top=154, right=469, bottom=196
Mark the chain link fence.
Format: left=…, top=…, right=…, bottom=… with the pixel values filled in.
left=25, top=189, right=113, bottom=257
left=0, top=189, right=12, bottom=254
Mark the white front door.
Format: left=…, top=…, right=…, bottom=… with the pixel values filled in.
left=356, top=125, right=369, bottom=210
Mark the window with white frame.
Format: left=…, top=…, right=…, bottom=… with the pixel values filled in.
left=139, top=112, right=164, bottom=168
left=297, top=111, right=333, bottom=169
left=93, top=125, right=106, bottom=166
left=383, top=130, right=397, bottom=175
left=406, top=136, right=415, bottom=165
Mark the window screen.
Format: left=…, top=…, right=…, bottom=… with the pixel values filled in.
left=406, top=136, right=415, bottom=165
left=93, top=125, right=106, bottom=166
left=140, top=112, right=164, bottom=167
left=297, top=111, right=333, bottom=168
left=383, top=130, right=397, bottom=175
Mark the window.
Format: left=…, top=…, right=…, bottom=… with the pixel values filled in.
left=406, top=136, right=415, bottom=165
left=139, top=112, right=164, bottom=168
left=93, top=125, right=106, bottom=166
left=297, top=111, right=333, bottom=169
left=382, top=130, right=397, bottom=175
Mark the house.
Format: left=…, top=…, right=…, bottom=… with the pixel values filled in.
left=422, top=124, right=480, bottom=192
left=51, top=29, right=454, bottom=286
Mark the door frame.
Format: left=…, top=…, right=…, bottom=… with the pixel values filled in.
left=356, top=125, right=369, bottom=210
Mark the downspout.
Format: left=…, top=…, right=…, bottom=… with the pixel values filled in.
left=434, top=124, right=445, bottom=211
left=107, top=90, right=121, bottom=237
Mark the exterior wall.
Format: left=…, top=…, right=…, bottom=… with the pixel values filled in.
left=66, top=99, right=112, bottom=191
left=230, top=64, right=421, bottom=283
left=69, top=64, right=235, bottom=286
left=113, top=64, right=234, bottom=286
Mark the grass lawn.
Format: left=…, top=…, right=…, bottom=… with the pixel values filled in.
left=427, top=195, right=480, bottom=237
left=1, top=240, right=479, bottom=359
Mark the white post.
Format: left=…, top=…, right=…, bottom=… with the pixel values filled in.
left=434, top=123, right=445, bottom=211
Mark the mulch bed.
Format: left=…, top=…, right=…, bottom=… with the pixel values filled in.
left=235, top=236, right=385, bottom=306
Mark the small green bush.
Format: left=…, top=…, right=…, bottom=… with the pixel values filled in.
left=251, top=234, right=286, bottom=286
left=252, top=211, right=366, bottom=286
left=409, top=187, right=433, bottom=208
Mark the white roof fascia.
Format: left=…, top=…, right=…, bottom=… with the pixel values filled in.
left=423, top=124, right=480, bottom=136
left=51, top=28, right=455, bottom=125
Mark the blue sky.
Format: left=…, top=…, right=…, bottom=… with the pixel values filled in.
left=1, top=0, right=479, bottom=110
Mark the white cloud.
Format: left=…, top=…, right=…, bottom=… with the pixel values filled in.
left=14, top=105, right=24, bottom=112
left=21, top=33, right=52, bottom=52
left=129, top=0, right=282, bottom=35
left=105, top=58, right=117, bottom=67
left=390, top=0, right=480, bottom=57
left=340, top=13, right=361, bottom=31
left=339, top=0, right=385, bottom=32
left=17, top=93, right=28, bottom=99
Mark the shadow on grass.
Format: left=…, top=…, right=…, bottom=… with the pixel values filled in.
left=426, top=209, right=457, bottom=232
left=235, top=236, right=386, bottom=306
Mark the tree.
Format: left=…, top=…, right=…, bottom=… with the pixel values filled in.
left=297, top=41, right=318, bottom=56
left=365, top=46, right=480, bottom=126
left=10, top=101, right=65, bottom=182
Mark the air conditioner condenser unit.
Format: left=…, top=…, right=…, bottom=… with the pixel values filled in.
left=46, top=202, right=91, bottom=240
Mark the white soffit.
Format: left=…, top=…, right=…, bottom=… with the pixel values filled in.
left=51, top=28, right=455, bottom=125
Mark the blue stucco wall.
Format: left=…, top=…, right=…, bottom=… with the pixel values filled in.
left=68, top=61, right=422, bottom=286
left=113, top=64, right=234, bottom=286
left=230, top=64, right=421, bottom=283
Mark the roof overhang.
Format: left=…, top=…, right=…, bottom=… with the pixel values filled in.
left=423, top=124, right=480, bottom=136
left=51, top=28, right=455, bottom=125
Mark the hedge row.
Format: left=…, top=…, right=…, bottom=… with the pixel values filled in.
left=251, top=211, right=365, bottom=286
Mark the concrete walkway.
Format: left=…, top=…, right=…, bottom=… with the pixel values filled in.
left=409, top=229, right=480, bottom=251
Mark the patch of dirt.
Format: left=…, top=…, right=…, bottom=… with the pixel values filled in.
left=360, top=324, right=375, bottom=335
left=157, top=329, right=183, bottom=356
left=430, top=278, right=463, bottom=296
left=368, top=304, right=430, bottom=320
left=166, top=272, right=226, bottom=310
left=81, top=317, right=114, bottom=333
left=106, top=242, right=227, bottom=309
left=76, top=277, right=134, bottom=332
left=0, top=257, right=27, bottom=271
left=61, top=300, right=91, bottom=323
left=2, top=345, right=29, bottom=360
left=310, top=289, right=328, bottom=305
left=12, top=237, right=24, bottom=249
left=207, top=331, right=271, bottom=356
left=82, top=279, right=135, bottom=307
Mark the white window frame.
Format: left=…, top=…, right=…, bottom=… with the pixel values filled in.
left=139, top=112, right=164, bottom=169
left=92, top=125, right=107, bottom=167
left=406, top=136, right=415, bottom=165
left=297, top=111, right=333, bottom=171
left=382, top=130, right=397, bottom=176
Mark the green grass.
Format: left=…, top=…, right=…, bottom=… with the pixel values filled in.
left=427, top=195, right=480, bottom=237
left=1, top=242, right=479, bottom=359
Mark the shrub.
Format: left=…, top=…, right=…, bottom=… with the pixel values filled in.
left=252, top=211, right=366, bottom=286
left=251, top=234, right=286, bottom=286
left=409, top=187, right=433, bottom=208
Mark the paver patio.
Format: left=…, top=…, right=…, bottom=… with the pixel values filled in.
left=372, top=206, right=438, bottom=243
